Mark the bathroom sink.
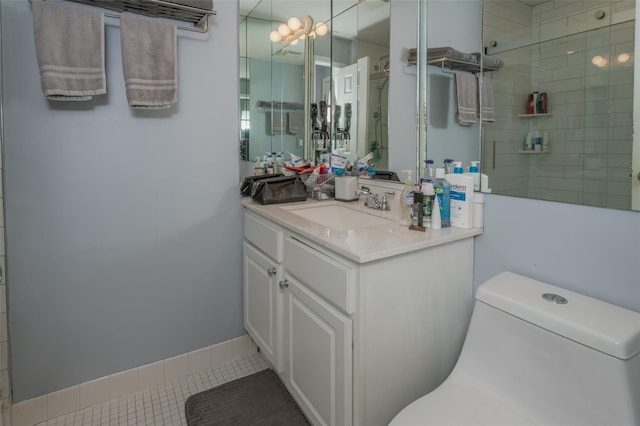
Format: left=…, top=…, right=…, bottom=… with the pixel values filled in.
left=283, top=204, right=390, bottom=231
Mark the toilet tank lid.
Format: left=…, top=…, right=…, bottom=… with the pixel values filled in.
left=476, top=272, right=640, bottom=360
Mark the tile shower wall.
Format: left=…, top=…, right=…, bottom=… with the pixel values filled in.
left=483, top=0, right=635, bottom=209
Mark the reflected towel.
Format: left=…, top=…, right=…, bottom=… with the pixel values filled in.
left=165, top=0, right=214, bottom=10
left=454, top=71, right=477, bottom=125
left=32, top=0, right=106, bottom=101
left=287, top=112, right=303, bottom=134
left=472, top=53, right=504, bottom=70
left=428, top=47, right=477, bottom=64
left=121, top=14, right=177, bottom=109
left=479, top=76, right=496, bottom=122
left=268, top=112, right=286, bottom=135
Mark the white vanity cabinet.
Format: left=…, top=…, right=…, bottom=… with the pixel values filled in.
left=242, top=203, right=479, bottom=426
left=243, top=210, right=284, bottom=372
left=282, top=235, right=355, bottom=426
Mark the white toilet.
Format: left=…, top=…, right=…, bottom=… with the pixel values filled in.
left=390, top=271, right=640, bottom=426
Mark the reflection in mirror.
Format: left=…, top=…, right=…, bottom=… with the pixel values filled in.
left=239, top=0, right=392, bottom=178
left=330, top=1, right=391, bottom=170
left=482, top=0, right=639, bottom=211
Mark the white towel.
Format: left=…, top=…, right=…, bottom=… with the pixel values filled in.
left=32, top=0, right=106, bottom=101
left=120, top=14, right=177, bottom=109
left=454, top=72, right=477, bottom=125
left=479, top=76, right=496, bottom=122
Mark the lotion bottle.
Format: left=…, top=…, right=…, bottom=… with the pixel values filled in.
left=445, top=162, right=474, bottom=229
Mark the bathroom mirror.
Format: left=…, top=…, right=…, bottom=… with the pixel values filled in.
left=239, top=0, right=395, bottom=176
left=479, top=0, right=640, bottom=211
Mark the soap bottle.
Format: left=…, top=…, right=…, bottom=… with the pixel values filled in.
left=433, top=168, right=451, bottom=228
left=443, top=159, right=454, bottom=175
left=400, top=170, right=417, bottom=226
left=469, top=161, right=480, bottom=191
left=445, top=162, right=474, bottom=229
left=424, top=159, right=436, bottom=182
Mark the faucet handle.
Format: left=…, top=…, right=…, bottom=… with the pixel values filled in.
left=381, top=191, right=395, bottom=210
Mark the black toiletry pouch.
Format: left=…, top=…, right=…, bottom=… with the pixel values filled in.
left=250, top=175, right=307, bottom=205
left=240, top=173, right=283, bottom=197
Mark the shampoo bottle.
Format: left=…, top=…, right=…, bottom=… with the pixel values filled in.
left=421, top=182, right=435, bottom=227
left=433, top=168, right=451, bottom=228
left=445, top=162, right=474, bottom=229
left=399, top=170, right=417, bottom=226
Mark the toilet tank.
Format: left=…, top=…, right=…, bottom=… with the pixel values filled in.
left=454, top=272, right=640, bottom=426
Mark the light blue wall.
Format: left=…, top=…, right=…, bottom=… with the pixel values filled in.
left=3, top=0, right=244, bottom=401
left=474, top=195, right=640, bottom=313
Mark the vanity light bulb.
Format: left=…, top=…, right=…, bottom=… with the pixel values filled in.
left=278, top=23, right=291, bottom=37
left=287, top=16, right=301, bottom=31
left=591, top=55, right=608, bottom=68
left=269, top=30, right=281, bottom=43
left=315, top=22, right=328, bottom=36
left=618, top=53, right=630, bottom=63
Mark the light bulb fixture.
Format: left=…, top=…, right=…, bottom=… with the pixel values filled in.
left=269, top=15, right=327, bottom=47
left=617, top=52, right=630, bottom=64
left=592, top=55, right=608, bottom=68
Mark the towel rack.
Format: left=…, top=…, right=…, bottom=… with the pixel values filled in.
left=257, top=101, right=304, bottom=112
left=30, top=0, right=216, bottom=33
left=427, top=57, right=500, bottom=74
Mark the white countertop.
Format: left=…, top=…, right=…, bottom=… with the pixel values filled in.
left=242, top=197, right=482, bottom=264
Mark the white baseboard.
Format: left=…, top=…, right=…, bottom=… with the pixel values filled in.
left=10, top=335, right=256, bottom=426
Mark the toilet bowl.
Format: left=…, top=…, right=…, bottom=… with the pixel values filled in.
left=390, top=272, right=640, bottom=426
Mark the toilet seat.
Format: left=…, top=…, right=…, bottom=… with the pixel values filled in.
left=389, top=379, right=536, bottom=426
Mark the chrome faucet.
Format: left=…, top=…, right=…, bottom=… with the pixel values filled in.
left=357, top=187, right=395, bottom=211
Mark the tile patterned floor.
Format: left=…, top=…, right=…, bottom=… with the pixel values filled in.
left=37, top=354, right=270, bottom=426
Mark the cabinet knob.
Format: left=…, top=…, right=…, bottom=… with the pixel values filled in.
left=278, top=280, right=289, bottom=290
left=268, top=267, right=277, bottom=276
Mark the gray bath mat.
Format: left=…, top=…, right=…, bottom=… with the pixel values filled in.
left=184, top=368, right=310, bottom=425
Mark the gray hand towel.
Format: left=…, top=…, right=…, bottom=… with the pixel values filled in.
left=454, top=71, right=477, bottom=125
left=120, top=14, right=177, bottom=109
left=479, top=76, right=496, bottom=122
left=32, top=0, right=106, bottom=101
left=287, top=111, right=303, bottom=134
left=428, top=47, right=477, bottom=64
left=472, top=53, right=504, bottom=70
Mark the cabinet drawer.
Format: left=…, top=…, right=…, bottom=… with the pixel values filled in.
left=244, top=211, right=283, bottom=262
left=284, top=236, right=356, bottom=315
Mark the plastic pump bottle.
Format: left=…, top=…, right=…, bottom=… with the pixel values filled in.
left=424, top=159, right=436, bottom=182
left=445, top=162, right=474, bottom=229
left=469, top=161, right=480, bottom=191
left=400, top=170, right=417, bottom=226
left=433, top=168, right=451, bottom=228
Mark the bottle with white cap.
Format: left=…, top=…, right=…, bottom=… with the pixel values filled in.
left=445, top=162, right=474, bottom=229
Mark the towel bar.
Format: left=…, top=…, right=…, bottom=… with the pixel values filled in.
left=427, top=57, right=499, bottom=74
left=29, top=0, right=216, bottom=33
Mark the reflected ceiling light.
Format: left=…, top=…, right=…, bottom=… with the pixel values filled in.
left=617, top=52, right=631, bottom=63
left=269, top=16, right=328, bottom=47
left=592, top=55, right=608, bottom=68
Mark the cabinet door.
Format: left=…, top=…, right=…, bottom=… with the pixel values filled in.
left=283, top=274, right=352, bottom=426
left=243, top=242, right=282, bottom=371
